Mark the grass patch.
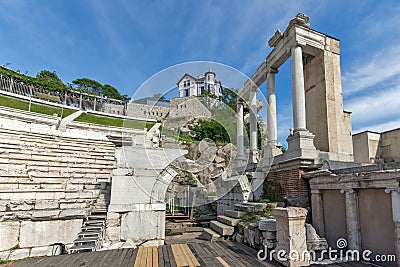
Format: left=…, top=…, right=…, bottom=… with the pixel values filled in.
left=75, top=113, right=155, bottom=130
left=0, top=95, right=76, bottom=118
left=240, top=208, right=273, bottom=223
left=161, top=127, right=199, bottom=144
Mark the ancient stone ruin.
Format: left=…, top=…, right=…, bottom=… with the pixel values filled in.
left=0, top=13, right=398, bottom=267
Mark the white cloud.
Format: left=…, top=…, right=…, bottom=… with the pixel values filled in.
left=353, top=119, right=400, bottom=134
left=345, top=85, right=400, bottom=125
left=342, top=45, right=400, bottom=95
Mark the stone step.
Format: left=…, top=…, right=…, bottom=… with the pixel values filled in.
left=210, top=221, right=234, bottom=236
left=234, top=203, right=268, bottom=212
left=202, top=228, right=221, bottom=242
left=69, top=244, right=96, bottom=253
left=87, top=215, right=107, bottom=220
left=83, top=220, right=105, bottom=226
left=77, top=231, right=102, bottom=239
left=81, top=225, right=104, bottom=232
left=224, top=210, right=246, bottom=219
left=73, top=237, right=98, bottom=245
left=90, top=209, right=108, bottom=215
left=217, top=215, right=241, bottom=227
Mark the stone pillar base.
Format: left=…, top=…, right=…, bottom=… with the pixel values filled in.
left=285, top=130, right=318, bottom=159
left=272, top=207, right=310, bottom=267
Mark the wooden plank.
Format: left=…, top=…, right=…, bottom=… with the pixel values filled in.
left=158, top=246, right=165, bottom=267
left=188, top=243, right=222, bottom=267
left=115, top=248, right=131, bottom=266
left=181, top=244, right=200, bottom=267
left=128, top=247, right=139, bottom=267
left=216, top=256, right=230, bottom=267
left=162, top=245, right=171, bottom=267
left=134, top=246, right=145, bottom=267
left=153, top=246, right=159, bottom=267
left=171, top=244, right=184, bottom=267
left=211, top=242, right=247, bottom=267
left=166, top=245, right=178, bottom=267
left=146, top=247, right=153, bottom=267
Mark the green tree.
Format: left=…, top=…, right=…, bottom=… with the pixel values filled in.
left=102, top=84, right=123, bottom=100
left=36, top=70, right=63, bottom=84
left=193, top=119, right=230, bottom=144
left=72, top=78, right=103, bottom=95
left=221, top=87, right=238, bottom=112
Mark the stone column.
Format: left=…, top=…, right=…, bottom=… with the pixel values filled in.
left=267, top=68, right=278, bottom=145
left=272, top=207, right=309, bottom=267
left=341, top=189, right=361, bottom=251
left=291, top=45, right=307, bottom=132
left=249, top=86, right=258, bottom=161
left=236, top=99, right=245, bottom=160
left=311, top=189, right=325, bottom=238
left=385, top=188, right=400, bottom=265
left=79, top=94, right=83, bottom=110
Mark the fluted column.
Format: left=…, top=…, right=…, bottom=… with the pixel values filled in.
left=267, top=68, right=278, bottom=146
left=291, top=45, right=307, bottom=131
left=236, top=99, right=245, bottom=160
left=249, top=86, right=258, bottom=159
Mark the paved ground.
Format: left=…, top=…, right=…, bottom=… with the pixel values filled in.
left=10, top=241, right=379, bottom=267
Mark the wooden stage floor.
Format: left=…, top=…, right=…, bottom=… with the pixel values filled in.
left=12, top=241, right=376, bottom=267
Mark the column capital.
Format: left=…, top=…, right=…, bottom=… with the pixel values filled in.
left=340, top=188, right=355, bottom=194
left=311, top=189, right=322, bottom=194
left=249, top=84, right=258, bottom=92
left=385, top=187, right=400, bottom=193
left=267, top=67, right=279, bottom=75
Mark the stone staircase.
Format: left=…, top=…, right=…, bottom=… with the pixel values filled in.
left=201, top=209, right=245, bottom=242
left=69, top=209, right=108, bottom=253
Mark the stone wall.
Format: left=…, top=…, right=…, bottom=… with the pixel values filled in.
left=126, top=102, right=169, bottom=121
left=165, top=97, right=212, bottom=128
left=0, top=107, right=125, bottom=260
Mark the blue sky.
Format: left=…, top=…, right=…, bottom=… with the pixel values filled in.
left=0, top=0, right=399, bottom=144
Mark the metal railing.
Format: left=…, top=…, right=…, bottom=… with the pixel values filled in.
left=0, top=73, right=127, bottom=115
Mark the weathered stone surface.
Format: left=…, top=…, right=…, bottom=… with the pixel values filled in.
left=58, top=209, right=87, bottom=219
left=19, top=219, right=82, bottom=248
left=0, top=222, right=20, bottom=251
left=8, top=248, right=30, bottom=260
left=202, top=228, right=221, bottom=242
left=272, top=207, right=309, bottom=267
left=238, top=222, right=245, bottom=235
left=262, top=231, right=276, bottom=240
left=30, top=246, right=48, bottom=257
left=31, top=210, right=60, bottom=220
left=210, top=221, right=234, bottom=236
left=217, top=215, right=240, bottom=227
left=35, top=200, right=59, bottom=210
left=224, top=210, right=245, bottom=219
left=106, top=226, right=121, bottom=242
left=120, top=211, right=165, bottom=243
left=258, top=218, right=276, bottom=231
left=0, top=251, right=10, bottom=260
left=305, top=223, right=328, bottom=251
left=235, top=233, right=244, bottom=243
